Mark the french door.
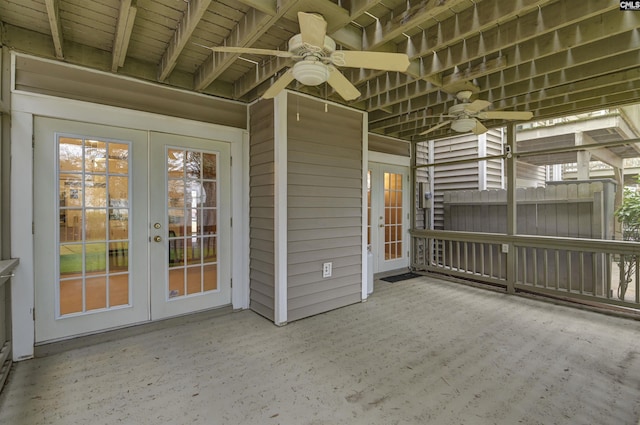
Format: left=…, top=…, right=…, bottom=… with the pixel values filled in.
left=148, top=132, right=230, bottom=319
left=368, top=163, right=410, bottom=273
left=34, top=118, right=230, bottom=342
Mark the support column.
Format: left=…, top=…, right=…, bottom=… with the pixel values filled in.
left=575, top=131, right=591, bottom=180
left=506, top=124, right=517, bottom=294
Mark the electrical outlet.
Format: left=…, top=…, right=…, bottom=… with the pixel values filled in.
left=322, top=262, right=332, bottom=278
left=501, top=243, right=509, bottom=253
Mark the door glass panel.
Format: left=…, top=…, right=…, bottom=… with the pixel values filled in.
left=86, top=276, right=107, bottom=311
left=166, top=147, right=219, bottom=299
left=58, top=136, right=131, bottom=317
left=384, top=172, right=403, bottom=260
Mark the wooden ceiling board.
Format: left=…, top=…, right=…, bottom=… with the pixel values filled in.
left=0, top=1, right=50, bottom=35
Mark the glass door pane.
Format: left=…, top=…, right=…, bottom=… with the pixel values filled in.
left=166, top=149, right=219, bottom=299
left=384, top=172, right=403, bottom=261
left=58, top=137, right=131, bottom=316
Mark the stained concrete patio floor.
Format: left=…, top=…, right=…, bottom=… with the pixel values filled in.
left=1, top=274, right=639, bottom=425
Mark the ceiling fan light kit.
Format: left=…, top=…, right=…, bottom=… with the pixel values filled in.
left=292, top=60, right=329, bottom=86
left=451, top=118, right=477, bottom=133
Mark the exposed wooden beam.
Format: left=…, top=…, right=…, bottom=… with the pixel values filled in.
left=345, top=0, right=382, bottom=18
left=370, top=20, right=639, bottom=126
left=357, top=0, right=619, bottom=106
left=377, top=61, right=640, bottom=136
left=235, top=0, right=277, bottom=15
left=393, top=86, right=640, bottom=139
left=362, top=0, right=470, bottom=51
left=586, top=147, right=624, bottom=170
left=158, top=0, right=211, bottom=81
left=194, top=0, right=309, bottom=92
left=44, top=0, right=64, bottom=59
left=341, top=0, right=552, bottom=90
left=111, top=0, right=137, bottom=72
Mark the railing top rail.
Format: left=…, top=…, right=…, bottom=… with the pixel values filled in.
left=411, top=229, right=640, bottom=254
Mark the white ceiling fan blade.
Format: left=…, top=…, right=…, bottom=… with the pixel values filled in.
left=195, top=44, right=294, bottom=58
left=420, top=120, right=451, bottom=135
left=262, top=69, right=295, bottom=99
left=326, top=67, right=361, bottom=101
left=298, top=12, right=327, bottom=47
left=330, top=51, right=410, bottom=72
left=471, top=120, right=488, bottom=135
left=464, top=99, right=492, bottom=113
left=477, top=111, right=534, bottom=121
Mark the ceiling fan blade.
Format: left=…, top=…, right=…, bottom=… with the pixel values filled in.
left=422, top=114, right=456, bottom=119
left=471, top=120, right=488, bottom=135
left=420, top=120, right=452, bottom=135
left=298, top=12, right=327, bottom=47
left=330, top=51, right=410, bottom=72
left=477, top=111, right=534, bottom=121
left=464, top=99, right=492, bottom=113
left=262, top=69, right=295, bottom=99
left=195, top=44, right=294, bottom=58
left=326, top=67, right=361, bottom=101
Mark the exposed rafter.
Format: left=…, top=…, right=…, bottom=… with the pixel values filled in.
left=362, top=0, right=470, bottom=51
left=369, top=12, right=637, bottom=130
left=194, top=1, right=306, bottom=92
left=43, top=0, right=64, bottom=59
left=112, top=0, right=137, bottom=72
left=1, top=0, right=638, bottom=143
left=357, top=0, right=619, bottom=109
left=158, top=0, right=211, bottom=81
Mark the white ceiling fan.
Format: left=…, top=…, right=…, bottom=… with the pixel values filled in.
left=197, top=12, right=410, bottom=101
left=420, top=90, right=534, bottom=136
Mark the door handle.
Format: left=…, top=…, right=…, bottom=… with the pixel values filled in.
left=379, top=224, right=385, bottom=228
left=153, top=235, right=162, bottom=242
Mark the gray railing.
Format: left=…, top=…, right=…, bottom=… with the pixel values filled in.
left=411, top=230, right=640, bottom=310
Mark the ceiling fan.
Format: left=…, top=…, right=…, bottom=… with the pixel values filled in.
left=197, top=12, right=410, bottom=101
left=420, top=90, right=534, bottom=136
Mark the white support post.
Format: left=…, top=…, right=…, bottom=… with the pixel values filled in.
left=273, top=92, right=288, bottom=325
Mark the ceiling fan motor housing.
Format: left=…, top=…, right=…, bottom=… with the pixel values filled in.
left=288, top=33, right=336, bottom=56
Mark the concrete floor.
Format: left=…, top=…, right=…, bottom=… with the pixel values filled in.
left=1, top=275, right=640, bottom=425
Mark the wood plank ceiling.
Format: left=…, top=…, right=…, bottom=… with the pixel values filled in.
left=0, top=0, right=638, bottom=140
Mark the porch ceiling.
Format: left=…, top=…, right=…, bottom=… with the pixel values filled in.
left=1, top=0, right=639, bottom=141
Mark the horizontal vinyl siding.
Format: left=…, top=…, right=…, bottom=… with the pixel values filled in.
left=485, top=129, right=504, bottom=189
left=249, top=100, right=275, bottom=320
left=14, top=55, right=247, bottom=129
left=368, top=133, right=410, bottom=156
left=286, top=94, right=363, bottom=321
left=432, top=134, right=482, bottom=229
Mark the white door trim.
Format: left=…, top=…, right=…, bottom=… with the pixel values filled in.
left=11, top=91, right=248, bottom=360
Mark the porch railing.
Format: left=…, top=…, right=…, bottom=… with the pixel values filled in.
left=411, top=229, right=640, bottom=310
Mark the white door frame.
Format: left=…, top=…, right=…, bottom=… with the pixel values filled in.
left=11, top=90, right=249, bottom=360
left=368, top=153, right=411, bottom=274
